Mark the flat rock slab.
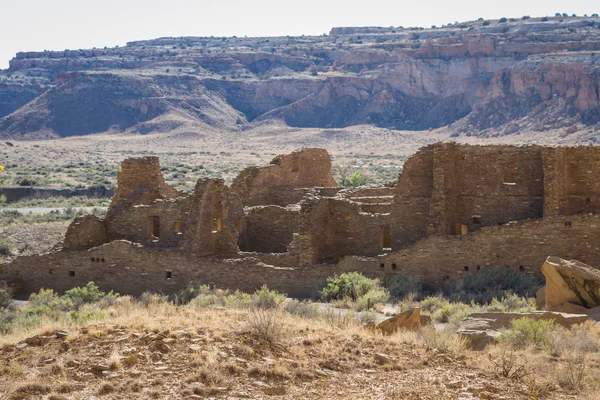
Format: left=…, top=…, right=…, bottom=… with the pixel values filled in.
left=457, top=311, right=592, bottom=350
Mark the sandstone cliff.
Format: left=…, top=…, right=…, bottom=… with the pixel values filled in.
left=1, top=15, right=600, bottom=139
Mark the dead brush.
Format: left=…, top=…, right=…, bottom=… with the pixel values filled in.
left=556, top=351, right=591, bottom=391
left=488, top=345, right=531, bottom=381
left=246, top=308, right=287, bottom=345
left=322, top=308, right=357, bottom=330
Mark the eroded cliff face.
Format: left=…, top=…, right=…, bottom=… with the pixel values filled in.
left=1, top=16, right=600, bottom=139
left=460, top=56, right=600, bottom=133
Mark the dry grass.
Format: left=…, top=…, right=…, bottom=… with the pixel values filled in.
left=1, top=295, right=600, bottom=399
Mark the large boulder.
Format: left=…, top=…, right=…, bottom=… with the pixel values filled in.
left=541, top=256, right=600, bottom=311
left=376, top=308, right=431, bottom=335
left=457, top=311, right=592, bottom=350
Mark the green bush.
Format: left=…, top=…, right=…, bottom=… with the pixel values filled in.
left=387, top=274, right=423, bottom=299
left=0, top=309, right=15, bottom=333
left=63, top=282, right=116, bottom=309
left=0, top=289, right=11, bottom=309
left=318, top=272, right=389, bottom=311
left=69, top=304, right=107, bottom=324
left=223, top=290, right=252, bottom=308
left=251, top=285, right=286, bottom=309
left=174, top=282, right=213, bottom=304
left=341, top=171, right=368, bottom=187
left=502, top=317, right=555, bottom=349
left=0, top=240, right=15, bottom=256
left=319, top=272, right=383, bottom=301
left=446, top=267, right=543, bottom=304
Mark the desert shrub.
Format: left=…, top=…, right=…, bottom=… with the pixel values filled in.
left=63, top=282, right=116, bottom=309
left=319, top=272, right=382, bottom=301
left=419, top=326, right=466, bottom=352
left=387, top=274, right=424, bottom=299
left=0, top=240, right=15, bottom=256
left=27, top=288, right=74, bottom=319
left=246, top=309, right=286, bottom=344
left=140, top=292, right=169, bottom=307
left=482, top=21, right=490, bottom=26
left=322, top=308, right=358, bottom=329
left=0, top=289, right=12, bottom=309
left=174, top=282, right=213, bottom=304
left=354, top=287, right=390, bottom=311
left=285, top=299, right=320, bottom=319
left=486, top=292, right=537, bottom=313
left=489, top=345, right=531, bottom=380
left=499, top=17, right=508, bottom=23
left=501, top=317, right=555, bottom=349
left=189, top=291, right=222, bottom=308
left=69, top=304, right=107, bottom=324
left=251, top=285, right=286, bottom=309
left=446, top=267, right=543, bottom=304
left=431, top=301, right=472, bottom=324
left=420, top=295, right=450, bottom=313
left=341, top=171, right=368, bottom=187
left=223, top=290, right=252, bottom=308
left=318, top=272, right=389, bottom=310
left=18, top=177, right=39, bottom=186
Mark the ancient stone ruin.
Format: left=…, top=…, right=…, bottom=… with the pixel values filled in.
left=3, top=143, right=600, bottom=297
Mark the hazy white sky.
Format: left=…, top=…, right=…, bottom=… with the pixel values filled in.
left=1, top=0, right=598, bottom=69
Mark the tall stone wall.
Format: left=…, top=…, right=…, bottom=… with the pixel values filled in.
left=239, top=205, right=300, bottom=253
left=543, top=147, right=600, bottom=217
left=185, top=179, right=244, bottom=257
left=107, top=157, right=183, bottom=216
left=427, top=143, right=544, bottom=235
left=298, top=197, right=389, bottom=264
left=390, top=145, right=434, bottom=250
left=231, top=148, right=339, bottom=206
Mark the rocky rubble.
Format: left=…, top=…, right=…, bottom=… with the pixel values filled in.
left=1, top=16, right=600, bottom=139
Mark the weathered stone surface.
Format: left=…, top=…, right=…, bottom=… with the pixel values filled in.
left=536, top=286, right=546, bottom=310
left=542, top=256, right=600, bottom=310
left=457, top=311, right=592, bottom=350
left=2, top=17, right=600, bottom=139
left=376, top=308, right=426, bottom=334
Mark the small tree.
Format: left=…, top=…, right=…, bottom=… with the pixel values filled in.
left=498, top=17, right=508, bottom=23
left=342, top=171, right=368, bottom=187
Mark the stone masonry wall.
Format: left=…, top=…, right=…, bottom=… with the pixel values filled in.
left=239, top=205, right=300, bottom=253
left=377, top=214, right=600, bottom=287
left=3, top=241, right=385, bottom=298
left=231, top=148, right=339, bottom=206
left=427, top=143, right=544, bottom=235
left=543, top=147, right=600, bottom=217
left=62, top=215, right=107, bottom=250
left=107, top=156, right=184, bottom=216
left=390, top=144, right=434, bottom=250
left=299, top=197, right=390, bottom=264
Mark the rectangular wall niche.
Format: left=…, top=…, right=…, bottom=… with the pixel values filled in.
left=380, top=225, right=391, bottom=250
left=151, top=216, right=160, bottom=238
left=173, top=221, right=181, bottom=234
left=165, top=271, right=172, bottom=279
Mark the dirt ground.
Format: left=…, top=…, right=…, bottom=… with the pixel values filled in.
left=0, top=305, right=582, bottom=400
